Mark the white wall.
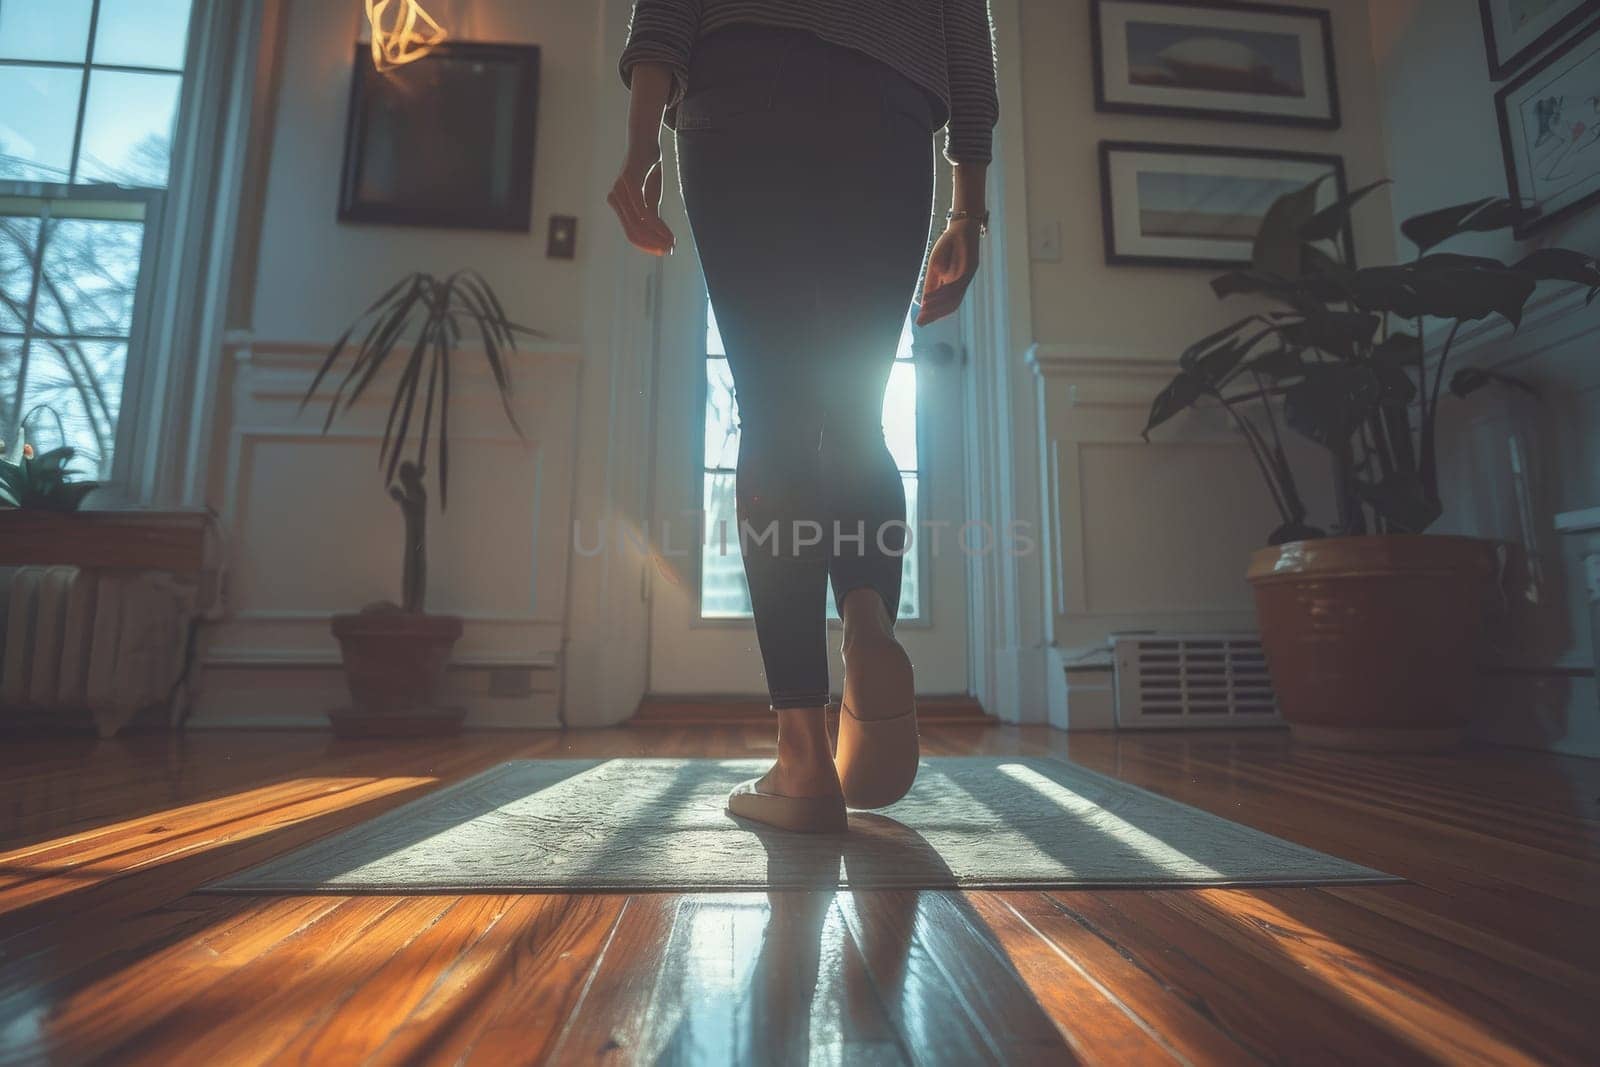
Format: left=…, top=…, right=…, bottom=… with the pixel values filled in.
left=246, top=0, right=595, bottom=339
left=1015, top=1, right=1394, bottom=719
left=1020, top=0, right=1395, bottom=351
left=1372, top=0, right=1600, bottom=756
left=193, top=0, right=658, bottom=728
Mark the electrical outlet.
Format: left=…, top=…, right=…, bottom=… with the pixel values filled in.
left=1030, top=221, right=1062, bottom=262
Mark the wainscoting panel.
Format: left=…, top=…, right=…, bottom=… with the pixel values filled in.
left=192, top=338, right=582, bottom=729
left=1028, top=347, right=1292, bottom=655
left=1076, top=440, right=1277, bottom=616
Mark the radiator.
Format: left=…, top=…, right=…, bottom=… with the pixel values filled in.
left=0, top=566, right=197, bottom=737
left=1112, top=632, right=1283, bottom=729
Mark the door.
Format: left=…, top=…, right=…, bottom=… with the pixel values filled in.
left=642, top=136, right=970, bottom=703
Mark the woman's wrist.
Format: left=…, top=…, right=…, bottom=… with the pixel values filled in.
left=949, top=161, right=988, bottom=216
left=945, top=212, right=988, bottom=237
left=625, top=62, right=673, bottom=166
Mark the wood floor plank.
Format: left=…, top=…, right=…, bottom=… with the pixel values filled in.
left=975, top=891, right=1252, bottom=1065
left=110, top=896, right=455, bottom=1066
left=1044, top=889, right=1419, bottom=1064
left=546, top=893, right=681, bottom=1065
left=272, top=894, right=514, bottom=1065
left=837, top=890, right=1033, bottom=1066
left=2, top=896, right=352, bottom=1064
left=1321, top=881, right=1600, bottom=987
left=453, top=895, right=634, bottom=1066
left=356, top=894, right=618, bottom=1067
left=1179, top=888, right=1579, bottom=1065
left=0, top=727, right=1595, bottom=1065
left=900, top=891, right=1080, bottom=1063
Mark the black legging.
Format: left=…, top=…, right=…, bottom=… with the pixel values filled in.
left=675, top=24, right=936, bottom=710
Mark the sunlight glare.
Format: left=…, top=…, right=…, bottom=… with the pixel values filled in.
left=997, top=763, right=1226, bottom=879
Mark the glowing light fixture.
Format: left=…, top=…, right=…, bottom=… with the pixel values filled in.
left=365, top=0, right=448, bottom=73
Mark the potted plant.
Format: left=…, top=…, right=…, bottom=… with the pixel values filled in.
left=302, top=270, right=539, bottom=737
left=1146, top=182, right=1600, bottom=749
left=0, top=442, right=100, bottom=511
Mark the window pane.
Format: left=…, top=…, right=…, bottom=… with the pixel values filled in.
left=0, top=215, right=42, bottom=331
left=884, top=359, right=917, bottom=470
left=93, top=0, right=194, bottom=71
left=16, top=339, right=125, bottom=475
left=895, top=315, right=914, bottom=360
left=0, top=336, right=18, bottom=445
left=897, top=474, right=920, bottom=618
left=704, top=357, right=739, bottom=470
left=701, top=471, right=750, bottom=618
left=0, top=65, right=82, bottom=182
left=75, top=70, right=181, bottom=185
left=707, top=301, right=725, bottom=356
left=35, top=217, right=145, bottom=337
left=0, top=0, right=93, bottom=63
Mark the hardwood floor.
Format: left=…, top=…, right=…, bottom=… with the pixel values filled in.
left=2, top=724, right=1597, bottom=1065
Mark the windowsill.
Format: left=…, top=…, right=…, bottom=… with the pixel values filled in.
left=0, top=507, right=213, bottom=571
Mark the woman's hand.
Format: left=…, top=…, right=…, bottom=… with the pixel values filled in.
left=608, top=149, right=675, bottom=256
left=611, top=61, right=677, bottom=257
left=915, top=219, right=981, bottom=326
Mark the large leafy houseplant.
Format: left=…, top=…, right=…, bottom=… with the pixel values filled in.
left=300, top=269, right=539, bottom=736
left=1145, top=182, right=1600, bottom=750
left=1144, top=181, right=1600, bottom=544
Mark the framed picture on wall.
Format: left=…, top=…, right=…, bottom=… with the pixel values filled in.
left=1090, top=0, right=1340, bottom=128
left=338, top=42, right=540, bottom=231
left=1480, top=0, right=1600, bottom=80
left=1100, top=141, right=1353, bottom=270
left=1495, top=16, right=1600, bottom=236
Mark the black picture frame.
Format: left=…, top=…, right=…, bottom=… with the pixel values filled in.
left=338, top=41, right=540, bottom=231
left=1479, top=0, right=1600, bottom=80
left=1495, top=16, right=1600, bottom=238
left=1090, top=0, right=1340, bottom=129
left=1100, top=141, right=1353, bottom=270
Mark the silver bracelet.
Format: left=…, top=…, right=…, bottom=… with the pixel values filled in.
left=945, top=209, right=990, bottom=236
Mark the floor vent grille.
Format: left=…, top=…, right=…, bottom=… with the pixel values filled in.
left=1112, top=633, right=1282, bottom=729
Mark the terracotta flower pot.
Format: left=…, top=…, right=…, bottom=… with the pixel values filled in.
left=329, top=611, right=465, bottom=737
left=1246, top=535, right=1495, bottom=751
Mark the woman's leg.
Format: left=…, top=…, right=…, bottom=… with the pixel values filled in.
left=675, top=31, right=842, bottom=800
left=809, top=55, right=935, bottom=810
left=813, top=72, right=936, bottom=641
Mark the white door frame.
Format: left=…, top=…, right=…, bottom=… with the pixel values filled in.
left=958, top=0, right=1049, bottom=724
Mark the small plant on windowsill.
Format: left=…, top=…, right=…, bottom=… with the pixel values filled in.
left=0, top=410, right=102, bottom=512
left=301, top=270, right=542, bottom=737
left=1145, top=179, right=1600, bottom=750
left=0, top=443, right=100, bottom=512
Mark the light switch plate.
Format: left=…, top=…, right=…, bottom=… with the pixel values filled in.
left=547, top=215, right=578, bottom=259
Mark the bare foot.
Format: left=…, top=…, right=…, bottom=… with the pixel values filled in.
left=758, top=707, right=844, bottom=798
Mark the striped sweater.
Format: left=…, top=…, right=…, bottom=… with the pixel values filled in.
left=619, top=0, right=1000, bottom=164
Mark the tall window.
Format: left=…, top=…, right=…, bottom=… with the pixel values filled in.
left=0, top=0, right=196, bottom=476
left=700, top=298, right=923, bottom=621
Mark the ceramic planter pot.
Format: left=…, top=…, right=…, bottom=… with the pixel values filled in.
left=329, top=611, right=465, bottom=737
left=1247, top=535, right=1495, bottom=751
